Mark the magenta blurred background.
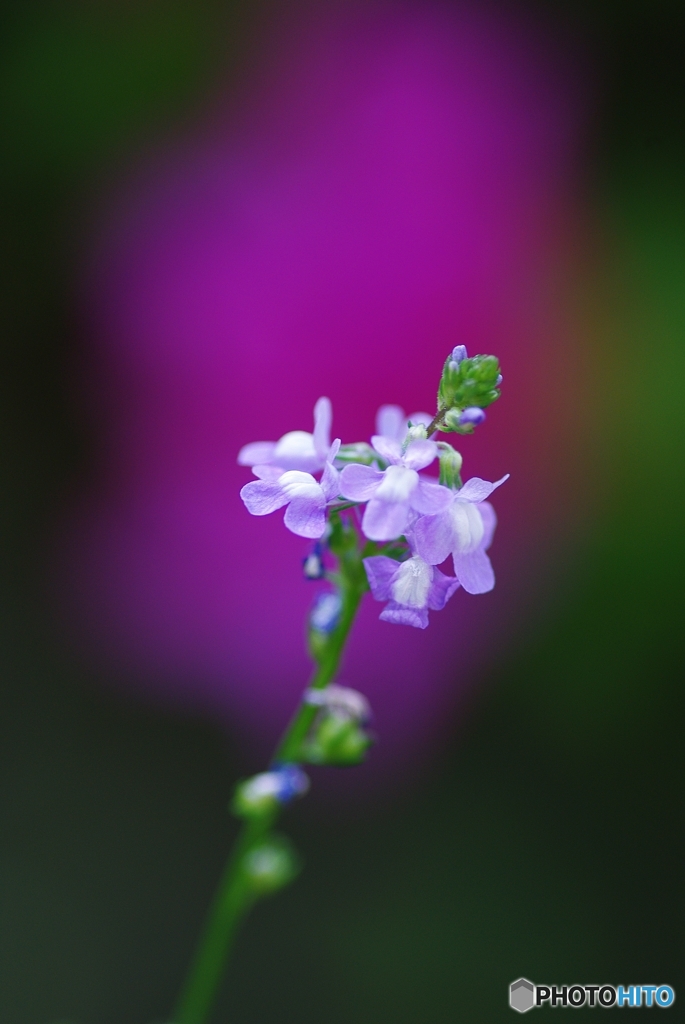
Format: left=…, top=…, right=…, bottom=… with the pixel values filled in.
left=56, top=2, right=587, bottom=770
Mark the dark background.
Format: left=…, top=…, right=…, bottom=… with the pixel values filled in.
left=1, top=2, right=684, bottom=1021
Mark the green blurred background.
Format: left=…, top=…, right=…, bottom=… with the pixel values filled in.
left=1, top=1, right=684, bottom=1021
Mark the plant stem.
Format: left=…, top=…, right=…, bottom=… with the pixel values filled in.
left=172, top=515, right=369, bottom=1024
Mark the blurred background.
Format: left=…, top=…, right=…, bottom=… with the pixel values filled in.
left=1, top=1, right=684, bottom=1021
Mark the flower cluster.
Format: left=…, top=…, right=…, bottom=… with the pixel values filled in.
left=238, top=348, right=507, bottom=628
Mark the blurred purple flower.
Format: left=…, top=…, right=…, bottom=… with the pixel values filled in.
left=413, top=476, right=508, bottom=593
left=238, top=396, right=332, bottom=475
left=364, top=553, right=459, bottom=629
left=375, top=405, right=432, bottom=444
left=241, top=439, right=341, bottom=538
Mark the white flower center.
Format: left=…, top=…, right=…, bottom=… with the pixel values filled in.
left=273, top=431, right=319, bottom=470
left=450, top=500, right=484, bottom=553
left=375, top=464, right=419, bottom=502
left=279, top=470, right=322, bottom=501
left=391, top=556, right=433, bottom=608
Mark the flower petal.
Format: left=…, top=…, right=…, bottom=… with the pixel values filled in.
left=279, top=470, right=321, bottom=500
left=339, top=463, right=383, bottom=501
left=412, top=510, right=454, bottom=565
left=284, top=496, right=327, bottom=538
left=453, top=546, right=495, bottom=594
left=410, top=480, right=453, bottom=515
left=320, top=459, right=341, bottom=502
left=375, top=404, right=405, bottom=441
left=375, top=465, right=418, bottom=502
left=251, top=464, right=284, bottom=481
left=363, top=556, right=400, bottom=601
left=380, top=602, right=429, bottom=629
left=361, top=497, right=410, bottom=541
left=237, top=441, right=277, bottom=466
left=371, top=435, right=402, bottom=464
left=390, top=556, right=433, bottom=608
left=407, top=411, right=433, bottom=428
left=272, top=431, right=320, bottom=472
left=313, top=396, right=332, bottom=459
left=478, top=500, right=497, bottom=551
left=457, top=473, right=509, bottom=503
left=402, top=439, right=438, bottom=471
left=240, top=479, right=288, bottom=516
left=427, top=568, right=460, bottom=610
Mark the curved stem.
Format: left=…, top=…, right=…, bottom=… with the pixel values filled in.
left=172, top=514, right=368, bottom=1024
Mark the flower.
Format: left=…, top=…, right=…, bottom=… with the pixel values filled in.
left=339, top=435, right=451, bottom=541
left=413, top=475, right=508, bottom=593
left=238, top=396, right=332, bottom=474
left=240, top=439, right=341, bottom=538
left=363, top=552, right=460, bottom=628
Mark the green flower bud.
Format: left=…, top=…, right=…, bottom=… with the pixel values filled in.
left=303, top=711, right=372, bottom=766
left=437, top=442, right=463, bottom=490
left=437, top=352, right=501, bottom=414
left=242, top=837, right=300, bottom=896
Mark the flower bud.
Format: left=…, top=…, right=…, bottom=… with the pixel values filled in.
left=304, top=683, right=371, bottom=722
left=309, top=591, right=342, bottom=633
left=404, top=422, right=428, bottom=444
left=438, top=352, right=501, bottom=413
left=233, top=765, right=309, bottom=817
left=459, top=407, right=486, bottom=426
left=242, top=837, right=300, bottom=896
left=437, top=442, right=463, bottom=489
left=303, top=712, right=373, bottom=766
left=303, top=549, right=325, bottom=579
left=451, top=344, right=468, bottom=364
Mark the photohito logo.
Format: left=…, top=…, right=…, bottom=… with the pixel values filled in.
left=509, top=979, right=676, bottom=1012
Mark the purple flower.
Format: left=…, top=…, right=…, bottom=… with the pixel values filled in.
left=413, top=475, right=508, bottom=594
left=375, top=404, right=433, bottom=444
left=240, top=440, right=341, bottom=538
left=238, top=396, right=332, bottom=474
left=339, top=436, right=451, bottom=541
left=363, top=553, right=460, bottom=629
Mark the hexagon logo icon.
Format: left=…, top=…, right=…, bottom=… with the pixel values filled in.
left=510, top=978, right=535, bottom=1013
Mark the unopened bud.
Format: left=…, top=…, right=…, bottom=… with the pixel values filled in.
left=309, top=591, right=342, bottom=633
left=242, top=837, right=300, bottom=896
left=451, top=344, right=468, bottom=364
left=304, top=683, right=371, bottom=723
left=459, top=407, right=486, bottom=426
left=437, top=442, right=463, bottom=489
left=303, top=550, right=325, bottom=579
left=405, top=422, right=428, bottom=443
left=233, top=765, right=309, bottom=817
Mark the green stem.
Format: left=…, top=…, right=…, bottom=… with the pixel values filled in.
left=172, top=514, right=369, bottom=1024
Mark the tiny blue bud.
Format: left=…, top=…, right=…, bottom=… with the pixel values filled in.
left=310, top=591, right=342, bottom=633
left=495, top=373, right=503, bottom=386
left=271, top=763, right=310, bottom=802
left=459, top=407, right=486, bottom=426
left=451, top=344, right=468, bottom=365
left=303, top=550, right=325, bottom=579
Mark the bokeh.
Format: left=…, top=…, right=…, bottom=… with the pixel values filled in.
left=1, top=2, right=684, bottom=1022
